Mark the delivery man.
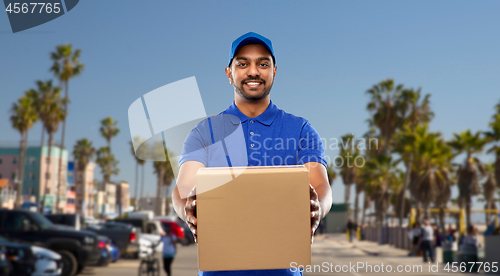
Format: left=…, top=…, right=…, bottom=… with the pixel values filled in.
left=172, top=32, right=332, bottom=276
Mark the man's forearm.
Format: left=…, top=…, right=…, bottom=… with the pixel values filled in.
left=316, top=184, right=332, bottom=219
left=172, top=188, right=187, bottom=222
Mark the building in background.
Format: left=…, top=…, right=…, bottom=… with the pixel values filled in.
left=105, top=182, right=117, bottom=215
left=0, top=179, right=16, bottom=209
left=0, top=144, right=68, bottom=212
left=66, top=190, right=75, bottom=213
left=137, top=196, right=172, bottom=216
left=115, top=181, right=130, bottom=215
left=70, top=161, right=96, bottom=217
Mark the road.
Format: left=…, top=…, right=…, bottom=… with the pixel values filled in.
left=83, top=234, right=497, bottom=276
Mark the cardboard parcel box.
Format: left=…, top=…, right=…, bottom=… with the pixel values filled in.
left=196, top=165, right=311, bottom=271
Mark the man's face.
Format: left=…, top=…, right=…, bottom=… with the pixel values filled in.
left=225, top=43, right=277, bottom=101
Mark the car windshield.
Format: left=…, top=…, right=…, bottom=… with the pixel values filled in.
left=30, top=212, right=54, bottom=230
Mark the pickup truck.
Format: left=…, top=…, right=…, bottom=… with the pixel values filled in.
left=0, top=209, right=100, bottom=276
left=84, top=222, right=140, bottom=258
left=108, top=218, right=166, bottom=252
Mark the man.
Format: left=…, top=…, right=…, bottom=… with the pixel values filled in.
left=172, top=32, right=332, bottom=275
left=419, top=219, right=435, bottom=263
left=346, top=218, right=356, bottom=242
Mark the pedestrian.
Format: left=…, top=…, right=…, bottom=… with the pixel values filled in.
left=347, top=219, right=356, bottom=242
left=408, top=222, right=421, bottom=256
left=462, top=225, right=481, bottom=248
left=162, top=228, right=177, bottom=276
left=420, top=219, right=435, bottom=263
left=172, top=32, right=332, bottom=276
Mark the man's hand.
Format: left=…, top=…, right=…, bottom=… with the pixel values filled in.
left=310, top=183, right=321, bottom=244
left=185, top=186, right=198, bottom=243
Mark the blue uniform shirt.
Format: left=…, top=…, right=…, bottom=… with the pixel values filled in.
left=179, top=100, right=327, bottom=276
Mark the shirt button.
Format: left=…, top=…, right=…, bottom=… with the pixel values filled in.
left=250, top=131, right=254, bottom=136
left=250, top=120, right=254, bottom=124
left=250, top=143, right=255, bottom=148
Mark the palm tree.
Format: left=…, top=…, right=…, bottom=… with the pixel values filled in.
left=326, top=163, right=337, bottom=186
left=51, top=44, right=84, bottom=213
left=36, top=80, right=66, bottom=213
left=73, top=139, right=96, bottom=216
left=336, top=134, right=361, bottom=222
left=130, top=136, right=146, bottom=211
left=480, top=163, right=497, bottom=225
left=99, top=117, right=120, bottom=152
left=449, top=130, right=488, bottom=227
left=394, top=88, right=434, bottom=226
left=10, top=92, right=39, bottom=208
left=337, top=134, right=360, bottom=204
left=96, top=146, right=119, bottom=214
left=484, top=101, right=500, bottom=189
left=366, top=79, right=404, bottom=154
left=363, top=154, right=400, bottom=225
left=153, top=145, right=174, bottom=216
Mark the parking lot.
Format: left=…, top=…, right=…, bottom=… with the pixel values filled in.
left=84, top=243, right=198, bottom=276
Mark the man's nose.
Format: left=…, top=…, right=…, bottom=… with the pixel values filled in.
left=247, top=63, right=259, bottom=77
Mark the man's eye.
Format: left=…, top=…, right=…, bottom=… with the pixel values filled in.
left=237, top=63, right=247, bottom=67
left=260, top=63, right=269, bottom=67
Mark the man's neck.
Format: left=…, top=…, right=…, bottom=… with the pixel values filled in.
left=234, top=95, right=271, bottom=118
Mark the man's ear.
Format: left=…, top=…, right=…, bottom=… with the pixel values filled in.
left=225, top=67, right=232, bottom=84
left=273, top=65, right=277, bottom=79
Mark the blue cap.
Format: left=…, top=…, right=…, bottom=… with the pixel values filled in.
left=228, top=32, right=275, bottom=67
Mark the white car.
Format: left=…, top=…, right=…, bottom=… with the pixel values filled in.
left=31, top=246, right=62, bottom=276
left=142, top=234, right=163, bottom=252
left=138, top=237, right=154, bottom=258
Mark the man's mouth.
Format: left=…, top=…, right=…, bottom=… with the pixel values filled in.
left=244, top=81, right=263, bottom=88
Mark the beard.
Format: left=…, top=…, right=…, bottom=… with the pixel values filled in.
left=232, top=75, right=273, bottom=102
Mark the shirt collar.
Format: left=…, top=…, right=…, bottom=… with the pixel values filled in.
left=224, top=100, right=279, bottom=126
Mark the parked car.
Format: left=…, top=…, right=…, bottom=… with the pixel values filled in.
left=0, top=245, right=12, bottom=276
left=45, top=214, right=83, bottom=230
left=85, top=222, right=139, bottom=259
left=91, top=236, right=112, bottom=267
left=0, top=235, right=36, bottom=276
left=109, top=244, right=120, bottom=263
left=31, top=245, right=62, bottom=276
left=0, top=209, right=100, bottom=276
left=155, top=218, right=187, bottom=245
left=108, top=218, right=164, bottom=252
left=175, top=219, right=195, bottom=245
left=83, top=217, right=99, bottom=227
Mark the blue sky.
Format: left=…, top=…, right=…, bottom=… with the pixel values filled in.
left=1, top=1, right=499, bottom=216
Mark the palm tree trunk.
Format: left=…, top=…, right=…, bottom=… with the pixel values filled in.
left=344, top=184, right=351, bottom=205
left=439, top=207, right=446, bottom=230
left=55, top=82, right=69, bottom=214
left=37, top=130, right=45, bottom=212
left=399, top=157, right=413, bottom=227
left=423, top=202, right=431, bottom=220
left=140, top=164, right=145, bottom=210
left=41, top=134, right=54, bottom=214
left=15, top=131, right=28, bottom=209
left=466, top=198, right=472, bottom=228
left=354, top=191, right=360, bottom=225
left=82, top=163, right=87, bottom=216
left=416, top=201, right=422, bottom=224
left=485, top=201, right=492, bottom=226
left=361, top=193, right=368, bottom=226
left=154, top=168, right=164, bottom=216
left=134, top=162, right=139, bottom=211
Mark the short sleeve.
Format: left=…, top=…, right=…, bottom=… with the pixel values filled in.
left=178, top=126, right=209, bottom=168
left=297, top=121, right=327, bottom=168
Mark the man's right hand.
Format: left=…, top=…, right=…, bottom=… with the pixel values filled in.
left=185, top=186, right=197, bottom=243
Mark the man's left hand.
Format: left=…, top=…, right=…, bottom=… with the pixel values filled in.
left=310, top=183, right=321, bottom=244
